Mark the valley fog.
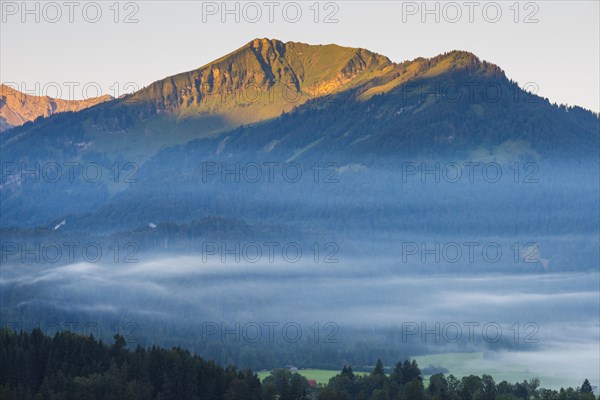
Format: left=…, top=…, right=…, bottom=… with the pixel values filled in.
left=2, top=255, right=598, bottom=389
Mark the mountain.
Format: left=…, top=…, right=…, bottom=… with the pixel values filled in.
left=0, top=84, right=112, bottom=132
left=125, top=37, right=508, bottom=121
left=127, top=38, right=393, bottom=122
left=0, top=38, right=598, bottom=237
left=0, top=39, right=509, bottom=163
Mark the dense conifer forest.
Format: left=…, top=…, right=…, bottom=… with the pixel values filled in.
left=0, top=329, right=596, bottom=400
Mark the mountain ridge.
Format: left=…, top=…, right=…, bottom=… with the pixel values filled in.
left=124, top=38, right=505, bottom=117
left=124, top=38, right=396, bottom=121
left=1, top=39, right=507, bottom=137
left=1, top=39, right=591, bottom=166
left=1, top=39, right=515, bottom=166
left=0, top=84, right=113, bottom=132
left=1, top=38, right=598, bottom=231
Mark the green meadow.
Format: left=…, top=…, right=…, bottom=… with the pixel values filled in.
left=258, top=352, right=574, bottom=389
left=257, top=369, right=361, bottom=384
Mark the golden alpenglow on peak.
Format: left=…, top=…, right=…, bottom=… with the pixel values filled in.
left=2, top=39, right=511, bottom=166
left=0, top=84, right=112, bottom=132
left=125, top=39, right=507, bottom=126
left=126, top=39, right=396, bottom=123
left=249, top=37, right=283, bottom=51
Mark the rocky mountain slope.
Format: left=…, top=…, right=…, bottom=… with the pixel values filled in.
left=0, top=84, right=112, bottom=132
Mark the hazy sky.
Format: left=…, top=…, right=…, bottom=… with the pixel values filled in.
left=1, top=1, right=599, bottom=111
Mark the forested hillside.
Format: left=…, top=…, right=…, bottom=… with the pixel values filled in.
left=0, top=329, right=596, bottom=400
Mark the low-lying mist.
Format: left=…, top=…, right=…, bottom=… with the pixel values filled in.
left=1, top=255, right=598, bottom=389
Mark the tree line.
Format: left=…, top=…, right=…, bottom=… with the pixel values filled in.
left=0, top=329, right=596, bottom=400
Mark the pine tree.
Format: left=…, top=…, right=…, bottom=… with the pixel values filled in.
left=372, top=359, right=385, bottom=376
left=581, top=379, right=593, bottom=394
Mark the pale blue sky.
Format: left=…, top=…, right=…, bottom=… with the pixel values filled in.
left=1, top=1, right=599, bottom=111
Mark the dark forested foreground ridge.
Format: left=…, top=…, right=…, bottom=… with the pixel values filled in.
left=0, top=329, right=596, bottom=400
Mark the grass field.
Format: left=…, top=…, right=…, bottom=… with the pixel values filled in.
left=413, top=352, right=567, bottom=388
left=257, top=369, right=359, bottom=384
left=257, top=352, right=577, bottom=389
